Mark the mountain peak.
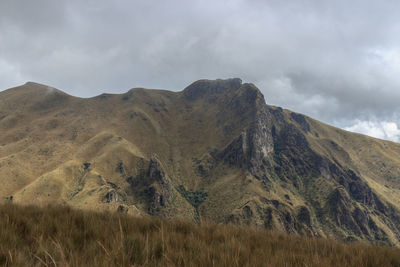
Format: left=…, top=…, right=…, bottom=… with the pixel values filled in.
left=0, top=82, right=69, bottom=98
left=1, top=78, right=400, bottom=246
left=0, top=82, right=72, bottom=112
left=24, top=81, right=49, bottom=87
left=23, top=82, right=67, bottom=95
left=182, top=78, right=243, bottom=100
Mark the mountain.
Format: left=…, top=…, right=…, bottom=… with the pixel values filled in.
left=1, top=79, right=400, bottom=246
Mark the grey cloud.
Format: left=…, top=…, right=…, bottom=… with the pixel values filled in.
left=1, top=0, right=400, bottom=140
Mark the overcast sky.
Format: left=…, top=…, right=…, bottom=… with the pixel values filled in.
left=1, top=0, right=400, bottom=141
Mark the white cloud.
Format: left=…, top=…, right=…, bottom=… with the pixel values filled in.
left=344, top=120, right=400, bottom=142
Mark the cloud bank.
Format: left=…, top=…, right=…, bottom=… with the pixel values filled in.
left=345, top=120, right=400, bottom=142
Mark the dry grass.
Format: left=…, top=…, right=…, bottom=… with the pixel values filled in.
left=0, top=204, right=399, bottom=266
left=3, top=82, right=400, bottom=246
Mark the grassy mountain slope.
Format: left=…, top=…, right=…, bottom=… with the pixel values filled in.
left=0, top=204, right=399, bottom=266
left=1, top=79, right=400, bottom=245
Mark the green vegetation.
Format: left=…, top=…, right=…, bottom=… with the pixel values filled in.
left=177, top=185, right=208, bottom=208
left=0, top=204, right=399, bottom=266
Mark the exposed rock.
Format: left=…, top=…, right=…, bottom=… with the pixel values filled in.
left=217, top=98, right=274, bottom=176
left=117, top=205, right=129, bottom=213
left=103, top=190, right=121, bottom=203
left=325, top=187, right=365, bottom=236
left=106, top=181, right=119, bottom=189
left=290, top=112, right=310, bottom=132
left=82, top=162, right=91, bottom=171
left=218, top=131, right=250, bottom=168
left=3, top=78, right=400, bottom=246
left=183, top=78, right=242, bottom=101
left=137, top=158, right=174, bottom=215
left=352, top=207, right=369, bottom=235
left=116, top=162, right=124, bottom=174
left=296, top=206, right=312, bottom=227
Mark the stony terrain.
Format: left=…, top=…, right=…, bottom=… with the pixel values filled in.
left=1, top=78, right=400, bottom=246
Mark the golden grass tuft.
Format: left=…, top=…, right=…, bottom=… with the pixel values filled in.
left=0, top=204, right=399, bottom=266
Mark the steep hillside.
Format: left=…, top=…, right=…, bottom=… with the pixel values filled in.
left=1, top=79, right=400, bottom=246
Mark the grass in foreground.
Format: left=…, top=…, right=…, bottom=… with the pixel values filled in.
left=0, top=204, right=399, bottom=266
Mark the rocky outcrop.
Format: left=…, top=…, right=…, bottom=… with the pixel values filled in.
left=3, top=78, right=400, bottom=246
left=102, top=190, right=122, bottom=203
left=290, top=112, right=310, bottom=132
left=126, top=157, right=174, bottom=216
left=183, top=78, right=243, bottom=101
left=217, top=84, right=275, bottom=177
left=227, top=200, right=316, bottom=236
left=212, top=86, right=400, bottom=245
left=145, top=158, right=173, bottom=215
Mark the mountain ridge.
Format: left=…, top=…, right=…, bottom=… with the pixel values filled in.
left=1, top=79, right=400, bottom=246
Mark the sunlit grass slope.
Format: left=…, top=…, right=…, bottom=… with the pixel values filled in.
left=2, top=79, right=400, bottom=246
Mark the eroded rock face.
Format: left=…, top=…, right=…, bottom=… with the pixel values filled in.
left=290, top=112, right=310, bottom=132
left=218, top=131, right=251, bottom=168
left=247, top=104, right=276, bottom=180
left=326, top=187, right=357, bottom=229
left=103, top=190, right=121, bottom=203
left=183, top=78, right=243, bottom=101
left=297, top=206, right=312, bottom=227
left=4, top=79, right=400, bottom=246
left=215, top=91, right=400, bottom=244
left=226, top=200, right=316, bottom=236
left=129, top=157, right=174, bottom=216
left=218, top=85, right=275, bottom=177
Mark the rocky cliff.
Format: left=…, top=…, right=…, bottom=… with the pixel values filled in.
left=1, top=79, right=400, bottom=246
